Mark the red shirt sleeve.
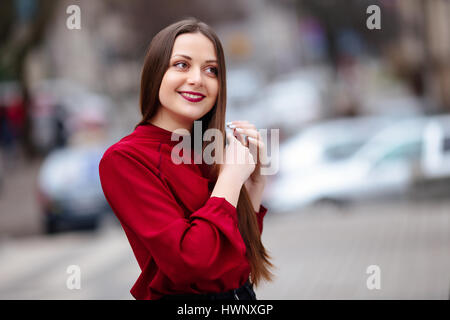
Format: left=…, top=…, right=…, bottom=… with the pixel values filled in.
left=99, top=149, right=248, bottom=286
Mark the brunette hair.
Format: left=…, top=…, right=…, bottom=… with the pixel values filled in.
left=135, top=18, right=275, bottom=287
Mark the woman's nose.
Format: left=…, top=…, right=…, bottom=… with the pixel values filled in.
left=187, top=68, right=202, bottom=85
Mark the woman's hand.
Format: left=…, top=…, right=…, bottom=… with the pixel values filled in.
left=211, top=131, right=256, bottom=209
left=227, top=121, right=267, bottom=211
left=219, top=130, right=256, bottom=185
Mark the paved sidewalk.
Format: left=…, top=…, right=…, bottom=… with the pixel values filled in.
left=256, top=200, right=450, bottom=299
left=0, top=155, right=43, bottom=238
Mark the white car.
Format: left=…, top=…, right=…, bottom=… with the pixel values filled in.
left=266, top=114, right=450, bottom=212
left=37, top=143, right=111, bottom=233
left=278, top=115, right=398, bottom=177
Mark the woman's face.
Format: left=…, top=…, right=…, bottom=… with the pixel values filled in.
left=157, top=32, right=219, bottom=130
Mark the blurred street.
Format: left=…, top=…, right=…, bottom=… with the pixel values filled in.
left=1, top=0, right=450, bottom=301
left=0, top=159, right=449, bottom=299
left=0, top=155, right=42, bottom=237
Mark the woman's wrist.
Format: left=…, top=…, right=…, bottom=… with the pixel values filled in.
left=219, top=167, right=248, bottom=186
left=211, top=171, right=244, bottom=208
left=245, top=172, right=268, bottom=211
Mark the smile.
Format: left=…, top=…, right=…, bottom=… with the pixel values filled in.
left=178, top=91, right=205, bottom=102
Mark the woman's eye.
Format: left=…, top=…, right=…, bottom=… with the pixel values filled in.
left=174, top=62, right=188, bottom=69
left=206, top=66, right=218, bottom=76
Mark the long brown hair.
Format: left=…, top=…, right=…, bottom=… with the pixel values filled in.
left=135, top=18, right=275, bottom=287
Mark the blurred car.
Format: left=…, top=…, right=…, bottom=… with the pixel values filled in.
left=266, top=114, right=450, bottom=212
left=421, top=118, right=450, bottom=178
left=37, top=143, right=111, bottom=233
left=278, top=115, right=398, bottom=177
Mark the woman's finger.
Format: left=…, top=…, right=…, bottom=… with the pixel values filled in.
left=227, top=120, right=250, bottom=126
left=233, top=128, right=248, bottom=147
left=226, top=121, right=260, bottom=149
left=247, top=136, right=265, bottom=154
left=248, top=135, right=268, bottom=165
left=247, top=136, right=263, bottom=148
left=226, top=130, right=237, bottom=145
left=227, top=121, right=256, bottom=131
left=234, top=128, right=260, bottom=140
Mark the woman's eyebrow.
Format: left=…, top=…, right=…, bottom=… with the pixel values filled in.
left=172, top=54, right=217, bottom=63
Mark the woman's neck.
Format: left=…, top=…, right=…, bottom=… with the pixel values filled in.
left=149, top=109, right=193, bottom=135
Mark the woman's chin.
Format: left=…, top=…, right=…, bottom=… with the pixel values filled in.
left=179, top=107, right=212, bottom=121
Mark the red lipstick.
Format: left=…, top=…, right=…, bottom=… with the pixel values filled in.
left=178, top=91, right=205, bottom=103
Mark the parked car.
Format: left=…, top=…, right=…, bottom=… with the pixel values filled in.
left=37, top=143, right=111, bottom=233
left=421, top=118, right=450, bottom=178
left=278, top=115, right=398, bottom=177
left=266, top=114, right=450, bottom=212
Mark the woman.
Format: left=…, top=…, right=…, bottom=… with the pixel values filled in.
left=99, top=18, right=274, bottom=300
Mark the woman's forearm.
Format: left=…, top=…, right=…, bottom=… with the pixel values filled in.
left=245, top=181, right=266, bottom=212
left=210, top=173, right=244, bottom=208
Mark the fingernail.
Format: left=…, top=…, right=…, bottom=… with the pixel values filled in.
left=236, top=128, right=243, bottom=133
left=227, top=123, right=236, bottom=129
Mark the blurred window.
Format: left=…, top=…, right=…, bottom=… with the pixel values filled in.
left=376, top=141, right=422, bottom=166
left=323, top=141, right=365, bottom=162
left=443, top=137, right=450, bottom=152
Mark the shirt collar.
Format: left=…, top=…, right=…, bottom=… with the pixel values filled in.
left=134, top=122, right=191, bottom=147
left=134, top=122, right=213, bottom=181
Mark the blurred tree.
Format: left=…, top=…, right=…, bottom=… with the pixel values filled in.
left=0, top=0, right=58, bottom=159
left=294, top=0, right=450, bottom=113
left=296, top=0, right=397, bottom=66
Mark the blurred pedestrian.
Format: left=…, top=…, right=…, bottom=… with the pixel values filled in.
left=0, top=89, right=24, bottom=171
left=99, top=18, right=274, bottom=300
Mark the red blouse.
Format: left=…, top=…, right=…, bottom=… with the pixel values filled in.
left=98, top=122, right=268, bottom=300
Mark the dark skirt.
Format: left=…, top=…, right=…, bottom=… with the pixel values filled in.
left=159, top=280, right=257, bottom=301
